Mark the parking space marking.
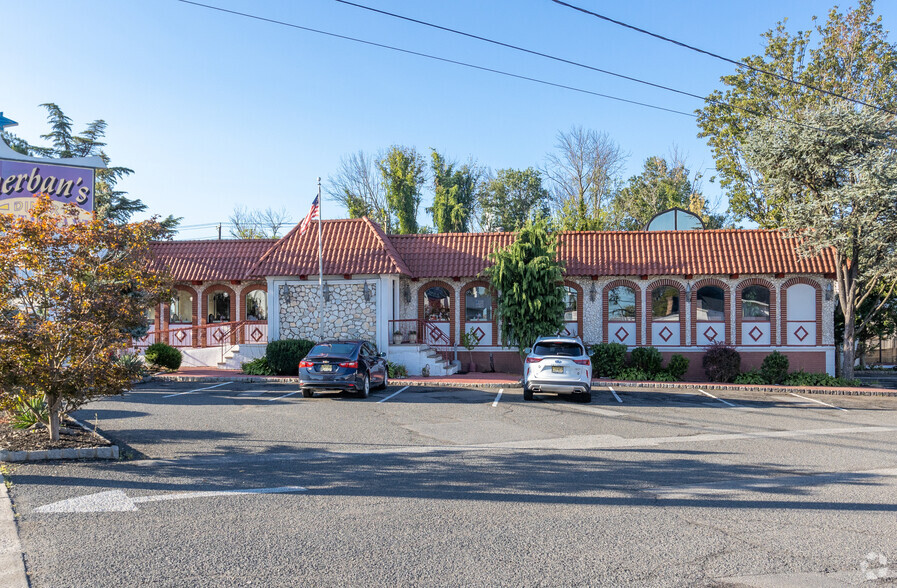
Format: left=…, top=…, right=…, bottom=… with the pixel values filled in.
left=608, top=386, right=623, bottom=403
left=698, top=389, right=737, bottom=407
left=492, top=389, right=503, bottom=407
left=788, top=392, right=848, bottom=411
left=267, top=391, right=300, bottom=402
left=377, top=386, right=409, bottom=403
left=162, top=382, right=230, bottom=398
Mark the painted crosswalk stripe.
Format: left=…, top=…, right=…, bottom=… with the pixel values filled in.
left=492, top=389, right=503, bottom=407
left=608, top=386, right=623, bottom=403
left=377, top=386, right=409, bottom=403
left=698, top=389, right=737, bottom=407
left=163, top=382, right=230, bottom=398
left=788, top=392, right=847, bottom=411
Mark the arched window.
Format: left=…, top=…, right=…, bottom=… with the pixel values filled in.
left=696, top=286, right=725, bottom=321
left=208, top=291, right=230, bottom=323
left=424, top=286, right=451, bottom=322
left=608, top=286, right=636, bottom=321
left=742, top=285, right=770, bottom=320
left=170, top=290, right=193, bottom=324
left=465, top=286, right=491, bottom=321
left=563, top=286, right=578, bottom=322
left=652, top=286, right=679, bottom=321
left=245, top=290, right=267, bottom=321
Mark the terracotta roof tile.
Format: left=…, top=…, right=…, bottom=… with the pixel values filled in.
left=149, top=239, right=278, bottom=281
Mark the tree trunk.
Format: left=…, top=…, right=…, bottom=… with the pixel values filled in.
left=46, top=394, right=61, bottom=441
left=841, top=307, right=856, bottom=380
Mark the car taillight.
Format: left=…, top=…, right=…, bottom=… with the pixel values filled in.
left=573, top=359, right=591, bottom=365
left=525, top=357, right=542, bottom=363
left=338, top=361, right=358, bottom=368
left=298, top=360, right=313, bottom=368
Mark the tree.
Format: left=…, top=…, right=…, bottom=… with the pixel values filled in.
left=0, top=197, right=173, bottom=440
left=741, top=106, right=897, bottom=378
left=478, top=168, right=550, bottom=232
left=326, top=150, right=392, bottom=232
left=427, top=150, right=480, bottom=233
left=611, top=155, right=724, bottom=230
left=696, top=0, right=897, bottom=227
left=482, top=218, right=566, bottom=357
left=228, top=206, right=291, bottom=239
left=3, top=103, right=181, bottom=232
left=543, top=126, right=627, bottom=231
left=836, top=280, right=897, bottom=367
left=379, top=146, right=426, bottom=234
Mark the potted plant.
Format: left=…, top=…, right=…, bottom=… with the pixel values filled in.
left=408, top=330, right=417, bottom=344
left=460, top=331, right=478, bottom=373
left=393, top=330, right=403, bottom=345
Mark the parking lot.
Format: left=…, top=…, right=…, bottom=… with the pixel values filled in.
left=6, top=380, right=897, bottom=586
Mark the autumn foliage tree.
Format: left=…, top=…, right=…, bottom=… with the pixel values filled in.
left=0, top=197, right=173, bottom=440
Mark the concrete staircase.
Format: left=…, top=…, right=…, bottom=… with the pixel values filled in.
left=388, top=343, right=460, bottom=376
left=215, top=344, right=267, bottom=370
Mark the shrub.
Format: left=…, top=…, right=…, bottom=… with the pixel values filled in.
left=387, top=361, right=408, bottom=378
left=652, top=371, right=678, bottom=382
left=241, top=356, right=275, bottom=376
left=734, top=369, right=767, bottom=385
left=266, top=339, right=315, bottom=376
left=666, top=354, right=690, bottom=381
left=590, top=342, right=627, bottom=378
left=116, top=352, right=145, bottom=377
left=702, top=342, right=741, bottom=383
left=631, top=346, right=663, bottom=375
left=144, top=342, right=182, bottom=370
left=784, top=370, right=861, bottom=388
left=760, top=351, right=789, bottom=385
left=616, top=367, right=650, bottom=381
left=11, top=397, right=48, bottom=430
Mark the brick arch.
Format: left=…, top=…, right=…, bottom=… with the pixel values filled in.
left=418, top=280, right=456, bottom=345
left=646, top=279, right=687, bottom=345
left=736, top=278, right=776, bottom=346
left=781, top=277, right=823, bottom=345
left=241, top=283, right=268, bottom=322
left=202, top=284, right=237, bottom=324
left=691, top=278, right=731, bottom=345
left=562, top=280, right=584, bottom=339
left=460, top=280, right=497, bottom=345
left=603, top=279, right=641, bottom=345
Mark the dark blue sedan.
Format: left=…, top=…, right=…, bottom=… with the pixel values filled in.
left=298, top=340, right=388, bottom=398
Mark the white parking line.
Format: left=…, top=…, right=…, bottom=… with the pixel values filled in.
left=698, top=389, right=737, bottom=407
left=377, top=386, right=409, bottom=403
left=267, top=391, right=300, bottom=402
left=788, top=392, right=848, bottom=411
left=492, top=389, right=503, bottom=407
left=163, top=382, right=230, bottom=398
left=608, top=386, right=623, bottom=403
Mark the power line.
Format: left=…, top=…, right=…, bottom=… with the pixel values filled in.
left=175, top=0, right=696, bottom=117
left=549, top=0, right=895, bottom=116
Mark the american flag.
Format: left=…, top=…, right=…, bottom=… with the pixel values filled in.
left=298, top=195, right=320, bottom=236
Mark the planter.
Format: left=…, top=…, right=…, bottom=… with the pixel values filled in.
left=393, top=333, right=403, bottom=345
left=409, top=333, right=417, bottom=344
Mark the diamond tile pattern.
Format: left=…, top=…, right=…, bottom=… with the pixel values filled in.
left=794, top=326, right=809, bottom=341
left=748, top=326, right=764, bottom=342
left=614, top=326, right=630, bottom=342
left=659, top=326, right=674, bottom=342
left=703, top=326, right=719, bottom=341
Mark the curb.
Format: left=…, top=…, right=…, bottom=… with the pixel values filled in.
left=0, top=480, right=28, bottom=588
left=0, top=418, right=119, bottom=463
left=152, top=375, right=301, bottom=384
left=393, top=379, right=520, bottom=389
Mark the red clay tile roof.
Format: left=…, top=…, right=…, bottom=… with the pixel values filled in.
left=149, top=239, right=278, bottom=281
left=390, top=232, right=515, bottom=278
left=248, top=217, right=413, bottom=277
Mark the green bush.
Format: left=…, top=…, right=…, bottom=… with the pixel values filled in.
left=116, top=352, right=146, bottom=377
left=144, top=342, right=182, bottom=370
left=784, top=370, right=861, bottom=388
left=387, top=361, right=408, bottom=378
left=702, top=342, right=740, bottom=383
left=666, top=354, right=689, bottom=381
left=652, top=371, right=678, bottom=382
left=616, top=367, right=650, bottom=381
left=590, top=342, right=628, bottom=378
left=11, top=396, right=48, bottom=430
left=734, top=369, right=767, bottom=385
left=241, top=356, right=276, bottom=376
left=266, top=339, right=315, bottom=376
left=631, top=346, right=663, bottom=375
left=760, top=351, right=790, bottom=385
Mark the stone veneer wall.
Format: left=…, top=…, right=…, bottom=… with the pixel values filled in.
left=279, top=282, right=376, bottom=341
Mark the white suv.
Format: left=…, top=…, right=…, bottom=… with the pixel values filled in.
left=523, top=336, right=592, bottom=402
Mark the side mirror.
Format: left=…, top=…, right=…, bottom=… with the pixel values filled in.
left=380, top=352, right=387, bottom=357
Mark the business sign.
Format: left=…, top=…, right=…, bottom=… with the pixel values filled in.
left=0, top=159, right=96, bottom=220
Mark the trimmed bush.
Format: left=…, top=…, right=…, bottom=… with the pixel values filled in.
left=631, top=346, right=663, bottom=375
left=666, top=354, right=689, bottom=381
left=760, top=351, right=789, bottom=385
left=242, top=356, right=276, bottom=376
left=734, top=369, right=767, bottom=385
left=266, top=339, right=315, bottom=376
left=652, top=371, right=678, bottom=382
left=784, top=370, right=861, bottom=388
left=144, top=342, right=182, bottom=370
left=702, top=342, right=740, bottom=383
left=616, top=367, right=650, bottom=381
left=590, top=342, right=627, bottom=378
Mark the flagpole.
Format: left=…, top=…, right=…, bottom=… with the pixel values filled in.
left=317, top=178, right=324, bottom=342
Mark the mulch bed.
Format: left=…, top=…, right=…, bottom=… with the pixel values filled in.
left=0, top=416, right=111, bottom=452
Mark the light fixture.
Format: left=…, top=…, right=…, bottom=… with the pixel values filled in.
left=281, top=285, right=291, bottom=304
left=473, top=287, right=479, bottom=298
left=825, top=282, right=834, bottom=301
left=589, top=283, right=597, bottom=303
left=402, top=283, right=411, bottom=304
left=685, top=283, right=692, bottom=297
left=323, top=283, right=331, bottom=303
left=363, top=282, right=371, bottom=302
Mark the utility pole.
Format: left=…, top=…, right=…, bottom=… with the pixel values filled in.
left=218, top=223, right=222, bottom=240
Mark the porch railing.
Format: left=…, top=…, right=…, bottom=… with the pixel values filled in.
left=388, top=319, right=454, bottom=364
left=131, top=321, right=268, bottom=351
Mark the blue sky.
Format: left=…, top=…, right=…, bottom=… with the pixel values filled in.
left=4, top=0, right=895, bottom=238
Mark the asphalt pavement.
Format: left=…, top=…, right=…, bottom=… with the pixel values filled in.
left=5, top=381, right=897, bottom=587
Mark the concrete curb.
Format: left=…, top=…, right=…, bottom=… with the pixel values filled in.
left=0, top=480, right=28, bottom=588
left=152, top=375, right=301, bottom=384
left=0, top=418, right=119, bottom=463
left=393, top=379, right=520, bottom=389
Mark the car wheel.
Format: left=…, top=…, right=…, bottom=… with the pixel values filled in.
left=359, top=373, right=370, bottom=398
left=376, top=369, right=388, bottom=390
left=575, top=392, right=591, bottom=403
left=523, top=386, right=533, bottom=401
left=302, top=388, right=314, bottom=398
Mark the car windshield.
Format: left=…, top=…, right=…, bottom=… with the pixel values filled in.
left=532, top=341, right=584, bottom=357
left=308, top=343, right=358, bottom=357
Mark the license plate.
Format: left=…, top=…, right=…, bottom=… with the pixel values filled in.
left=551, top=366, right=564, bottom=374
left=320, top=364, right=333, bottom=372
